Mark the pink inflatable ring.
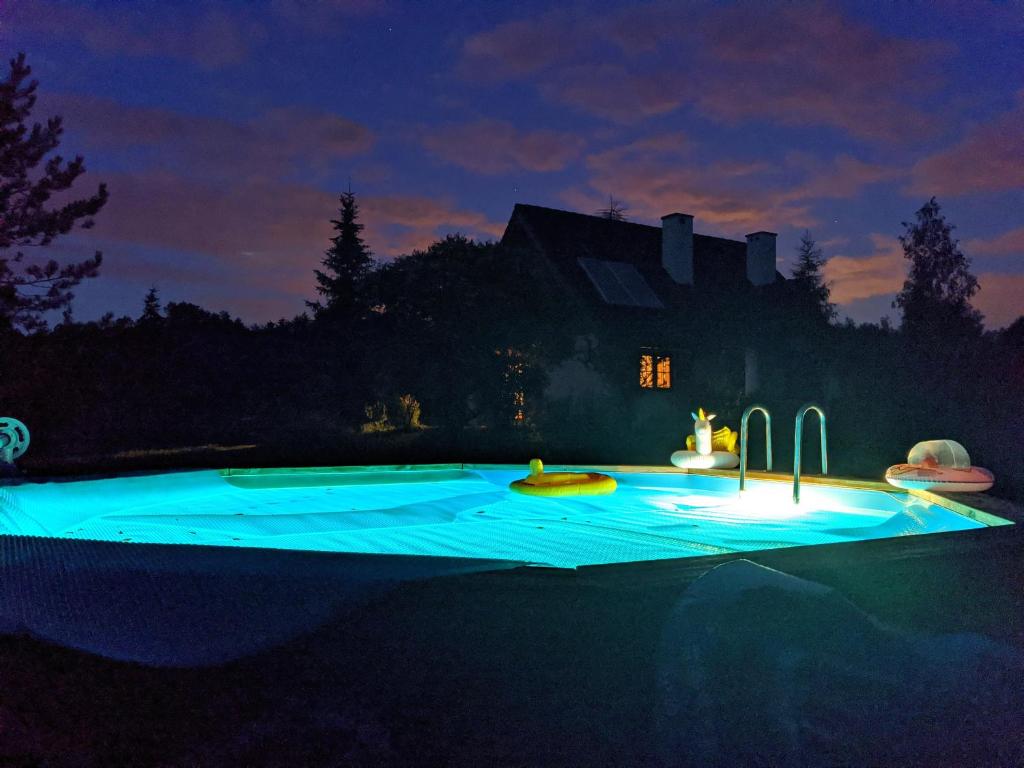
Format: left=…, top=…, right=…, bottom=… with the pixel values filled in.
left=885, top=439, right=993, bottom=493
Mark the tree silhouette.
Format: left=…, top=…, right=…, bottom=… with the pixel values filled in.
left=893, top=197, right=981, bottom=338
left=0, top=53, right=108, bottom=332
left=141, top=286, right=162, bottom=323
left=791, top=231, right=835, bottom=322
left=596, top=195, right=628, bottom=221
left=309, top=190, right=374, bottom=323
left=375, top=234, right=567, bottom=427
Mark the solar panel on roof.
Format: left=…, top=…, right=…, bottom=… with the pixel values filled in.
left=606, top=261, right=664, bottom=308
left=578, top=258, right=632, bottom=305
left=577, top=257, right=664, bottom=309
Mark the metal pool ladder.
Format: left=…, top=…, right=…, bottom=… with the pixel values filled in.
left=793, top=403, right=828, bottom=503
left=738, top=404, right=773, bottom=493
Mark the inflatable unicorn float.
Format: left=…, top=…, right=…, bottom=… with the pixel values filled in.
left=671, top=407, right=740, bottom=469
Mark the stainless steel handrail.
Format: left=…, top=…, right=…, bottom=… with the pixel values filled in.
left=793, top=403, right=827, bottom=503
left=739, top=404, right=772, bottom=493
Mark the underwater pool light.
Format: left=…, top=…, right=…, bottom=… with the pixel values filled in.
left=738, top=483, right=816, bottom=519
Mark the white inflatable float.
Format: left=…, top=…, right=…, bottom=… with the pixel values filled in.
left=671, top=408, right=740, bottom=469
left=671, top=450, right=740, bottom=470
left=885, top=439, right=994, bottom=493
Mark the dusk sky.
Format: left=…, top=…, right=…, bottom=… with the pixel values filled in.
left=4, top=0, right=1023, bottom=326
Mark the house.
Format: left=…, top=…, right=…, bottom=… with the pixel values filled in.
left=499, top=204, right=789, bottom=431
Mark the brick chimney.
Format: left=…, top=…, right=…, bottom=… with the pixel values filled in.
left=745, top=231, right=777, bottom=286
left=661, top=213, right=694, bottom=285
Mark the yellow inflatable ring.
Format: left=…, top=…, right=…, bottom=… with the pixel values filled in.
left=509, top=459, right=617, bottom=497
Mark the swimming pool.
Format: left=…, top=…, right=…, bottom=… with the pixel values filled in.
left=1, top=465, right=1009, bottom=569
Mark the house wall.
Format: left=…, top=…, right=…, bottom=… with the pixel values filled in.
left=745, top=232, right=777, bottom=286
left=745, top=348, right=759, bottom=395
left=544, top=335, right=609, bottom=408
left=661, top=213, right=694, bottom=285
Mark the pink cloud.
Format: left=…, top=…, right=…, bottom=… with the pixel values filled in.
left=42, top=93, right=374, bottom=181
left=577, top=132, right=691, bottom=175
left=459, top=10, right=691, bottom=121
left=562, top=123, right=924, bottom=249
left=568, top=134, right=897, bottom=235
left=693, top=3, right=950, bottom=142
left=819, top=235, right=851, bottom=250
left=781, top=154, right=902, bottom=201
left=458, top=2, right=951, bottom=142
left=600, top=3, right=697, bottom=55
left=94, top=171, right=332, bottom=266
left=421, top=119, right=585, bottom=174
left=96, top=171, right=501, bottom=262
left=824, top=234, right=905, bottom=304
left=540, top=64, right=689, bottom=124
left=259, top=106, right=376, bottom=160
left=569, top=135, right=814, bottom=233
left=10, top=0, right=266, bottom=69
left=974, top=272, right=1024, bottom=329
left=459, top=4, right=700, bottom=83
left=360, top=194, right=506, bottom=254
left=910, top=96, right=1024, bottom=195
left=966, top=227, right=1024, bottom=258
left=459, top=10, right=591, bottom=80
left=9, top=0, right=382, bottom=69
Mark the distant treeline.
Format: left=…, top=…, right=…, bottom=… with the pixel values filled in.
left=2, top=236, right=1022, bottom=503
left=2, top=234, right=579, bottom=463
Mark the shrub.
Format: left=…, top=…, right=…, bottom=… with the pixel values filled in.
left=395, top=394, right=423, bottom=431
left=360, top=401, right=393, bottom=434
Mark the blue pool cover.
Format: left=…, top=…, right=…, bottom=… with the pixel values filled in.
left=1, top=467, right=990, bottom=569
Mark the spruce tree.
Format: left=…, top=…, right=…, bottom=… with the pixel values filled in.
left=791, top=231, right=835, bottom=323
left=309, top=191, right=373, bottom=323
left=893, top=197, right=982, bottom=338
left=0, top=53, right=108, bottom=332
left=141, top=286, right=162, bottom=322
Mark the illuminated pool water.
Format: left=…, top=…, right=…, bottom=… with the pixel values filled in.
left=0, top=466, right=1006, bottom=569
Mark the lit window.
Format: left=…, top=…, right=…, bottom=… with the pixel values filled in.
left=656, top=355, right=672, bottom=389
left=640, top=354, right=654, bottom=388
left=640, top=350, right=671, bottom=390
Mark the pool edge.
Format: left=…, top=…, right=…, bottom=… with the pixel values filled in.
left=218, top=462, right=1018, bottom=528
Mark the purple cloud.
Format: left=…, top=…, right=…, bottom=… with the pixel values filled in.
left=910, top=94, right=1024, bottom=196
left=41, top=93, right=375, bottom=181
left=458, top=1, right=953, bottom=142
left=422, top=119, right=585, bottom=174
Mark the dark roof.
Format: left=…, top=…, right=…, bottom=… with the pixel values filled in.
left=501, top=204, right=774, bottom=312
